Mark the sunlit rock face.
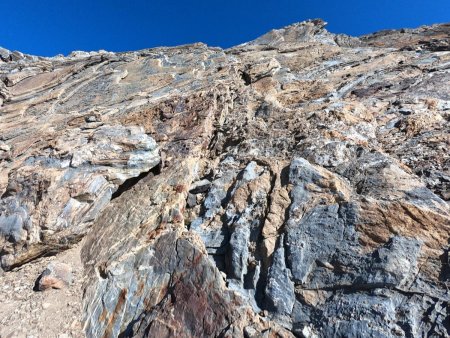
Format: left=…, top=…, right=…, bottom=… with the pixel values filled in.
left=1, top=19, right=450, bottom=337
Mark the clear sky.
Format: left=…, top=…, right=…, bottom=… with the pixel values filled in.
left=1, top=0, right=449, bottom=56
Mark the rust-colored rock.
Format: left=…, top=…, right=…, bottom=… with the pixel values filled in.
left=36, top=262, right=73, bottom=290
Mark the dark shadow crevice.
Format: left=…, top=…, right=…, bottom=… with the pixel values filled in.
left=111, top=162, right=162, bottom=200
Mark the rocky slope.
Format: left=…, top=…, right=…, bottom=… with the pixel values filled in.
left=1, top=19, right=449, bottom=337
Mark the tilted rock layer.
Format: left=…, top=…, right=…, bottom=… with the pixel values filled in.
left=1, top=20, right=450, bottom=337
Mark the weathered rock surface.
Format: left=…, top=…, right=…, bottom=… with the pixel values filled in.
left=1, top=19, right=450, bottom=337
left=36, top=262, right=73, bottom=290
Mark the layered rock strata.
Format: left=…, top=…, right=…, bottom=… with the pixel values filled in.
left=1, top=19, right=450, bottom=337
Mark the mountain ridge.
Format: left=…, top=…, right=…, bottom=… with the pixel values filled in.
left=1, top=19, right=449, bottom=60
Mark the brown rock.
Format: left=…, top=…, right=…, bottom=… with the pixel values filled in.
left=36, top=262, right=73, bottom=291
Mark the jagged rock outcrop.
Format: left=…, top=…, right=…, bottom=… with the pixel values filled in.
left=1, top=19, right=450, bottom=337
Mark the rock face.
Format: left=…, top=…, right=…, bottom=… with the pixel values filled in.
left=1, top=19, right=450, bottom=337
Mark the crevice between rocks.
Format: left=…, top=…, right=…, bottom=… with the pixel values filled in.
left=111, top=161, right=162, bottom=200
left=239, top=70, right=252, bottom=86
left=252, top=167, right=279, bottom=309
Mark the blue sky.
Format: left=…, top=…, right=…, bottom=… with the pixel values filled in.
left=1, top=0, right=449, bottom=56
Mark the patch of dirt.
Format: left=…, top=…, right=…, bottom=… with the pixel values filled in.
left=0, top=244, right=84, bottom=338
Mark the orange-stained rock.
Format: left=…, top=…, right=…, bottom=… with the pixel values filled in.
left=36, top=262, right=73, bottom=291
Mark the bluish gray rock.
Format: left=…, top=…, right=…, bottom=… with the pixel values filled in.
left=265, top=235, right=295, bottom=316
